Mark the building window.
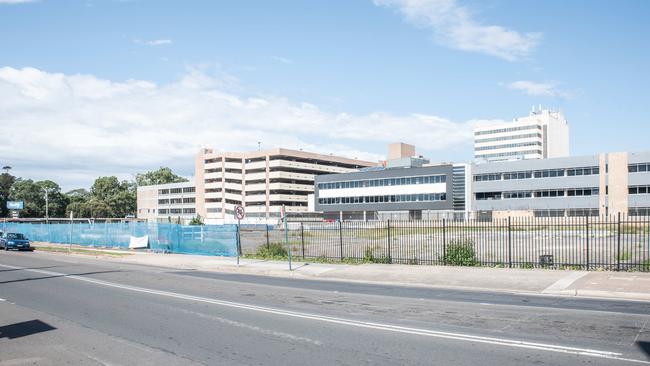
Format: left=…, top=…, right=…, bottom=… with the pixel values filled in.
left=318, top=193, right=446, bottom=205
left=318, top=174, right=446, bottom=190
left=629, top=163, right=650, bottom=173
left=566, top=167, right=599, bottom=176
left=474, top=124, right=541, bottom=136
left=629, top=185, right=650, bottom=194
left=475, top=192, right=501, bottom=200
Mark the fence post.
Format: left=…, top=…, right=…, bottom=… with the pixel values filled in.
left=266, top=223, right=270, bottom=251
left=387, top=219, right=392, bottom=264
left=300, top=222, right=305, bottom=259
left=339, top=220, right=344, bottom=261
left=617, top=212, right=621, bottom=271
left=508, top=217, right=512, bottom=268
left=585, top=215, right=590, bottom=270
left=442, top=218, right=447, bottom=265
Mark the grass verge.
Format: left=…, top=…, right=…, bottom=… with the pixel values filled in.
left=33, top=245, right=133, bottom=257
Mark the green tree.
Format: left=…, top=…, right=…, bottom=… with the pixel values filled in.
left=189, top=214, right=204, bottom=225
left=135, top=167, right=188, bottom=186
left=9, top=179, right=44, bottom=218
left=89, top=176, right=136, bottom=217
left=9, top=179, right=68, bottom=218
left=37, top=180, right=69, bottom=218
left=0, top=171, right=16, bottom=218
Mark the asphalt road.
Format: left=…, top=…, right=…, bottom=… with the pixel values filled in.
left=1, top=251, right=649, bottom=365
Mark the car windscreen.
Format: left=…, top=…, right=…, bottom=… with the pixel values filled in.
left=6, top=233, right=25, bottom=240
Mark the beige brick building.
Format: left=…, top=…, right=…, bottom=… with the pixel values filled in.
left=195, top=148, right=375, bottom=223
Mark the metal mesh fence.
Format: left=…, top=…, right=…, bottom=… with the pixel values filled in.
left=1, top=222, right=238, bottom=257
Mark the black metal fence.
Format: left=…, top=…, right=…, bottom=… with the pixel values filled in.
left=240, top=214, right=650, bottom=271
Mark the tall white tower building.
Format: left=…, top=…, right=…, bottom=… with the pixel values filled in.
left=473, top=106, right=569, bottom=162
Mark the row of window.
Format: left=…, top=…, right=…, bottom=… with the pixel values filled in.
left=318, top=175, right=446, bottom=190
left=630, top=208, right=650, bottom=216
left=318, top=193, right=446, bottom=205
left=474, top=133, right=542, bottom=144
left=158, top=187, right=195, bottom=195
left=629, top=186, right=650, bottom=194
left=473, top=167, right=599, bottom=182
left=474, top=141, right=542, bottom=152
left=533, top=209, right=600, bottom=217
left=158, top=198, right=195, bottom=205
left=475, top=149, right=542, bottom=159
left=629, top=163, right=650, bottom=173
left=475, top=188, right=599, bottom=200
left=158, top=208, right=195, bottom=214
left=474, top=124, right=541, bottom=136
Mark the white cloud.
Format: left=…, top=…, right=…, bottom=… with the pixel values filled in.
left=133, top=39, right=173, bottom=46
left=0, top=66, right=491, bottom=189
left=0, top=0, right=37, bottom=3
left=271, top=56, right=293, bottom=64
left=373, top=0, right=540, bottom=61
left=506, top=80, right=569, bottom=98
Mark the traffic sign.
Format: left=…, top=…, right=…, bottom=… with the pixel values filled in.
left=234, top=205, right=245, bottom=220
left=7, top=201, right=24, bottom=210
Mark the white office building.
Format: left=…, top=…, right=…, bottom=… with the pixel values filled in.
left=474, top=107, right=569, bottom=162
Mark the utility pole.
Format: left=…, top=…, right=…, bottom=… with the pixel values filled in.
left=43, top=187, right=51, bottom=225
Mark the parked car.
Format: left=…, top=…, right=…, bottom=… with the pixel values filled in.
left=0, top=232, right=31, bottom=251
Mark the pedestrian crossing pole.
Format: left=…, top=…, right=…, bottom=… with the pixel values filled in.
left=283, top=205, right=292, bottom=271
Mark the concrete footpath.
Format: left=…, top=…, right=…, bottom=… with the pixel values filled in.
left=32, top=242, right=650, bottom=302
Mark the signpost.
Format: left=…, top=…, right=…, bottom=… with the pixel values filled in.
left=234, top=205, right=245, bottom=265
left=282, top=205, right=292, bottom=271
left=6, top=201, right=23, bottom=219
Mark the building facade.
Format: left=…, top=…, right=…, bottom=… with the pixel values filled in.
left=195, top=148, right=375, bottom=224
left=471, top=151, right=650, bottom=218
left=314, top=163, right=471, bottom=220
left=136, top=180, right=196, bottom=223
left=474, top=107, right=569, bottom=162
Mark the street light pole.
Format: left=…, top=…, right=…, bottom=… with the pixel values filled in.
left=43, top=187, right=50, bottom=225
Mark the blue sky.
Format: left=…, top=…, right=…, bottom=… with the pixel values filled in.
left=0, top=0, right=649, bottom=189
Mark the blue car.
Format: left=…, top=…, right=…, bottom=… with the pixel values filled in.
left=0, top=232, right=32, bottom=251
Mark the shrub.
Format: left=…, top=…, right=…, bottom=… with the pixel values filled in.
left=188, top=215, right=204, bottom=226
left=256, top=242, right=288, bottom=259
left=363, top=247, right=390, bottom=264
left=442, top=239, right=477, bottom=266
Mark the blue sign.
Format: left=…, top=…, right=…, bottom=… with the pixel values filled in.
left=7, top=201, right=24, bottom=210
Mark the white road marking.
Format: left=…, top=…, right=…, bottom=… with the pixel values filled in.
left=543, top=272, right=589, bottom=293
left=176, top=308, right=322, bottom=346
left=1, top=263, right=648, bottom=364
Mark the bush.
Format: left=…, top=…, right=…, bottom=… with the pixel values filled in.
left=188, top=215, right=204, bottom=225
left=442, top=239, right=477, bottom=266
left=256, top=242, right=288, bottom=259
left=363, top=247, right=391, bottom=264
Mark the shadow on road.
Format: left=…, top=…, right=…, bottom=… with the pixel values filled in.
left=0, top=319, right=56, bottom=339
left=637, top=341, right=650, bottom=360
left=0, top=270, right=123, bottom=285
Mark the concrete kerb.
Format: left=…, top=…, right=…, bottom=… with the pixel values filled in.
left=27, top=242, right=650, bottom=303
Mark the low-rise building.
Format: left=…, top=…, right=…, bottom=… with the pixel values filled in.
left=471, top=151, right=650, bottom=218
left=314, top=143, right=472, bottom=220
left=136, top=180, right=196, bottom=223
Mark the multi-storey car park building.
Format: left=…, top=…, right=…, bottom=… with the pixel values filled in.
left=471, top=151, right=650, bottom=218
left=474, top=107, right=569, bottom=162
left=313, top=143, right=472, bottom=220
left=136, top=180, right=196, bottom=223
left=194, top=148, right=375, bottom=223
